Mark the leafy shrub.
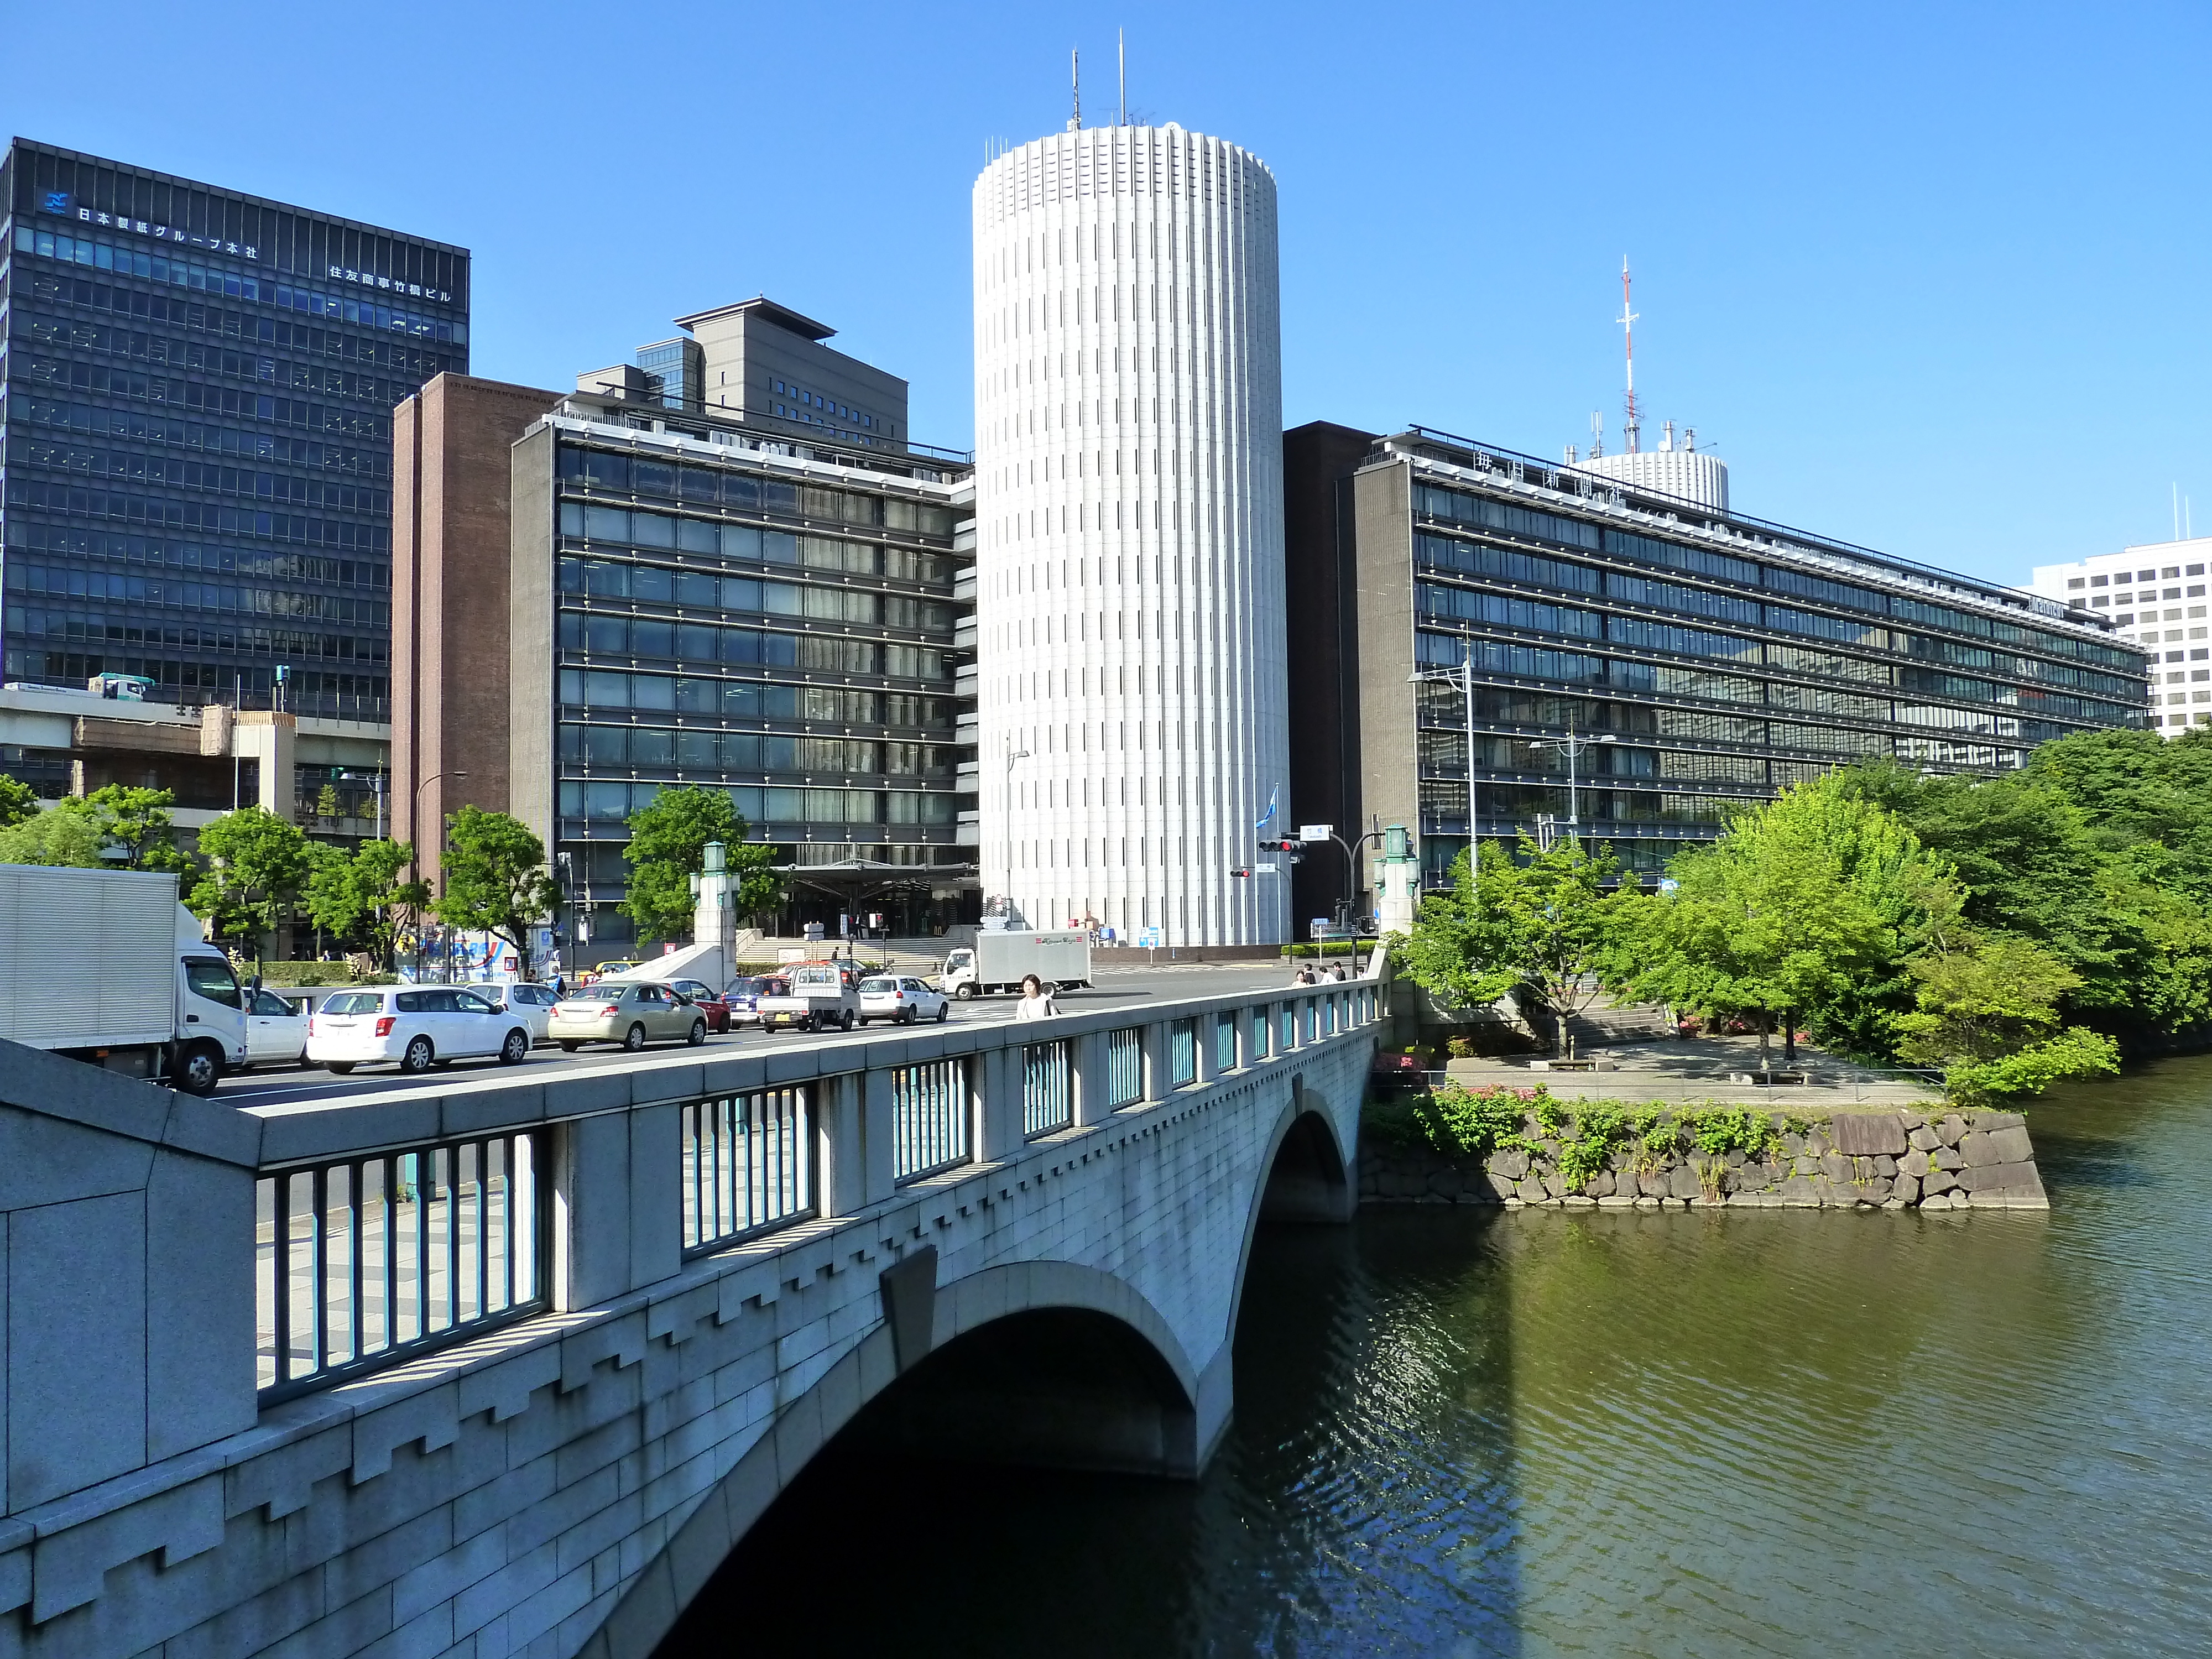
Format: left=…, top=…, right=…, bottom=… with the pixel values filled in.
left=1411, top=1084, right=1544, bottom=1159
left=257, top=961, right=361, bottom=986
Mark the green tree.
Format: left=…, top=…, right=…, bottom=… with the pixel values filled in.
left=1840, top=753, right=2212, bottom=1040
left=56, top=784, right=190, bottom=873
left=305, top=838, right=430, bottom=968
left=619, top=786, right=784, bottom=943
left=315, top=782, right=341, bottom=820
left=0, top=808, right=106, bottom=868
left=433, top=806, right=560, bottom=963
left=0, top=775, right=39, bottom=830
left=1398, top=835, right=1623, bottom=1056
left=189, top=806, right=314, bottom=960
left=1890, top=928, right=2121, bottom=1105
left=1608, top=776, right=1958, bottom=1060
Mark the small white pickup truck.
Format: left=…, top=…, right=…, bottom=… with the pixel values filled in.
left=754, top=961, right=862, bottom=1032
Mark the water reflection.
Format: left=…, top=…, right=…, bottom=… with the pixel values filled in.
left=665, top=1059, right=2212, bottom=1657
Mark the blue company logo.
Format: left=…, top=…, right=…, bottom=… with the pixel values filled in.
left=40, top=191, right=70, bottom=213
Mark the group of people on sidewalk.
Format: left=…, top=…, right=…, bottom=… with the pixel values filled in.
left=1290, top=960, right=1353, bottom=987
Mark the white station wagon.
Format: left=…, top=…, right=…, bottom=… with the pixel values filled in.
left=308, top=987, right=534, bottom=1075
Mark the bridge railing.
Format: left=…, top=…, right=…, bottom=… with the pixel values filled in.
left=681, top=1087, right=812, bottom=1255
left=255, top=1129, right=546, bottom=1404
left=239, top=974, right=1391, bottom=1403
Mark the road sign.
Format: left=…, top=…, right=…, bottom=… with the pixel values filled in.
left=1255, top=862, right=1277, bottom=875
left=1298, top=824, right=1331, bottom=842
left=1138, top=927, right=1163, bottom=949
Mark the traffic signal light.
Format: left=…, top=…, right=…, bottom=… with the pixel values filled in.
left=1230, top=867, right=1252, bottom=879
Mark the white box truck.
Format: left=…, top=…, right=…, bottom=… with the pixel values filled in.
left=941, top=930, right=1092, bottom=999
left=0, top=864, right=248, bottom=1094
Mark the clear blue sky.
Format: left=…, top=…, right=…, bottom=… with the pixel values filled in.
left=8, top=0, right=2207, bottom=582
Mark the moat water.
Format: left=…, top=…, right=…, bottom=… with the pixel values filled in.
left=666, top=1058, right=2212, bottom=1656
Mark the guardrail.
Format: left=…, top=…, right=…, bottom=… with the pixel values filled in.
left=242, top=976, right=1390, bottom=1402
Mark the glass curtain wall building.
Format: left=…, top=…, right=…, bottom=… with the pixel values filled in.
left=507, top=396, right=977, bottom=955
left=1284, top=423, right=2152, bottom=905
left=1, top=139, right=467, bottom=716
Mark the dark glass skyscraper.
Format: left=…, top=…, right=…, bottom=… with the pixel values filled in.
left=1, top=139, right=468, bottom=716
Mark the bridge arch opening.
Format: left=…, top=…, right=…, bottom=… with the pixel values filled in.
left=1258, top=1103, right=1354, bottom=1225
left=656, top=1302, right=1196, bottom=1655
left=848, top=1303, right=1200, bottom=1477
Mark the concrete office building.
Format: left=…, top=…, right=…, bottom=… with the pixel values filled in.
left=973, top=123, right=1287, bottom=945
left=500, top=366, right=976, bottom=960
left=2027, top=540, right=2200, bottom=733
left=597, top=296, right=909, bottom=449
left=1285, top=423, right=2150, bottom=914
left=0, top=138, right=467, bottom=717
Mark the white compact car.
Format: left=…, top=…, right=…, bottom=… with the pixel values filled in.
left=857, top=975, right=949, bottom=1026
left=307, top=986, right=533, bottom=1074
left=492, top=982, right=561, bottom=1045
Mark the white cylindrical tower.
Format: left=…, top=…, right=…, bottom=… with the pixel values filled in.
left=972, top=123, right=1286, bottom=946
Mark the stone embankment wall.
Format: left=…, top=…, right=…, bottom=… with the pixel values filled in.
left=1362, top=1105, right=2049, bottom=1211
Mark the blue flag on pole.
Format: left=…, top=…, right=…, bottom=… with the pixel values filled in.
left=1255, top=786, right=1279, bottom=832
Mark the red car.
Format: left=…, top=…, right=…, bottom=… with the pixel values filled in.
left=669, top=978, right=732, bottom=1033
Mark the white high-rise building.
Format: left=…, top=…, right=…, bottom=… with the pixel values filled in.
left=2029, top=539, right=2199, bottom=733
left=972, top=123, right=1287, bottom=945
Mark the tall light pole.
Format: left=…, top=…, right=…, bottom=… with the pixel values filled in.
left=997, top=745, right=1030, bottom=925
left=413, top=770, right=466, bottom=982
left=1527, top=727, right=1609, bottom=837
left=1408, top=641, right=1480, bottom=878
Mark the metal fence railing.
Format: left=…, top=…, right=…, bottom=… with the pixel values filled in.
left=256, top=1131, right=544, bottom=1402
left=1023, top=1041, right=1073, bottom=1138
left=1254, top=1004, right=1272, bottom=1060
left=1171, top=1019, right=1199, bottom=1087
left=1215, top=1012, right=1238, bottom=1073
left=1279, top=1004, right=1297, bottom=1052
left=891, top=1058, right=971, bottom=1182
left=682, top=1088, right=812, bottom=1254
left=1107, top=1027, right=1144, bottom=1107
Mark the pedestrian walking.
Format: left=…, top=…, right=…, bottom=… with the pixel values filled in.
left=1014, top=974, right=1060, bottom=1020
left=1330, top=961, right=1349, bottom=982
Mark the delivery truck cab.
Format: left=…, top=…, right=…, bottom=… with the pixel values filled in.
left=0, top=866, right=248, bottom=1094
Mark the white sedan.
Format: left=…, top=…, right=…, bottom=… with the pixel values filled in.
left=857, top=975, right=949, bottom=1025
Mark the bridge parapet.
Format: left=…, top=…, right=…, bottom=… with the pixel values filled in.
left=0, top=976, right=1386, bottom=1657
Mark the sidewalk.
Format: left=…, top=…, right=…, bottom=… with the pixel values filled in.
left=1436, top=1032, right=1937, bottom=1108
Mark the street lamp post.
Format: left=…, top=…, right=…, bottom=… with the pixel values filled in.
left=1527, top=727, right=1609, bottom=837
left=338, top=769, right=387, bottom=841
left=413, top=770, right=467, bottom=982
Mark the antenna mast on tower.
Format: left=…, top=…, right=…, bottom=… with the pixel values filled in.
left=1069, top=48, right=1081, bottom=130
left=1618, top=257, right=1641, bottom=454
left=1119, top=29, right=1126, bottom=126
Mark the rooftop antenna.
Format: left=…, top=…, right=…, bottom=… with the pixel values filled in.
left=1588, top=410, right=1604, bottom=460
left=1069, top=47, right=1081, bottom=131
left=1619, top=257, right=1641, bottom=454
left=1119, top=29, right=1126, bottom=126
left=2177, top=483, right=2184, bottom=543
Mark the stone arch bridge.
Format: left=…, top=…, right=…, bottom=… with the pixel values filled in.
left=0, top=974, right=1384, bottom=1658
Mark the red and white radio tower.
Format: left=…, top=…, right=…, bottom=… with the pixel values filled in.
left=1618, top=257, right=1641, bottom=455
